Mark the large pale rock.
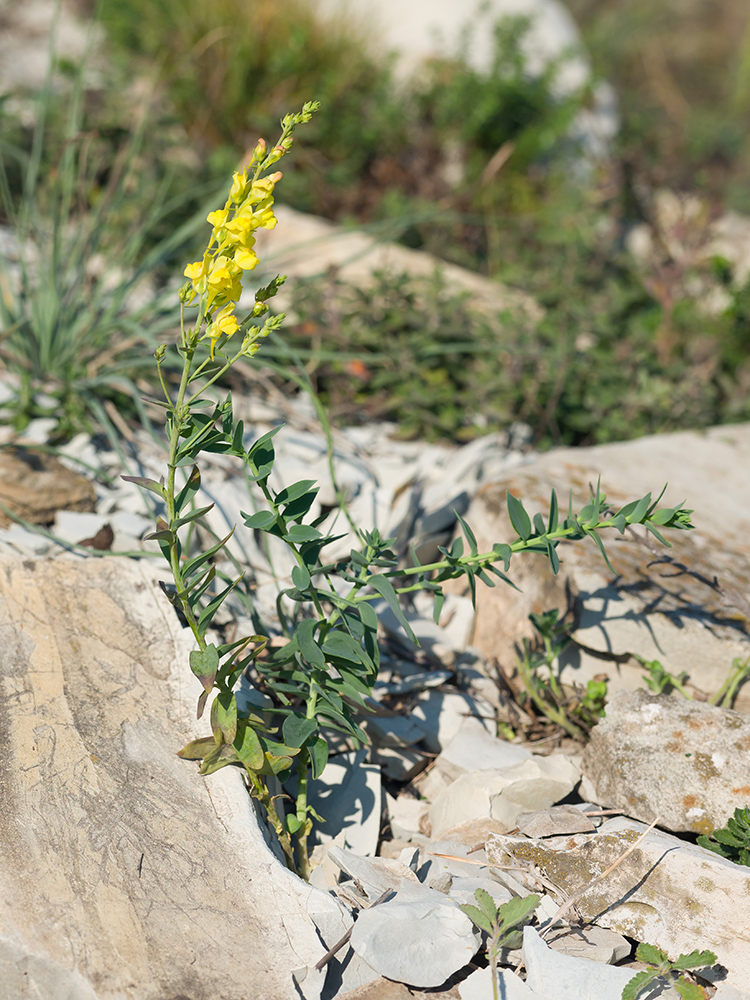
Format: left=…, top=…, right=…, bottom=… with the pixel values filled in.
left=253, top=205, right=542, bottom=326
left=487, top=818, right=750, bottom=989
left=0, top=554, right=338, bottom=1000
left=583, top=690, right=750, bottom=834
left=0, top=445, right=96, bottom=527
left=454, top=425, right=750, bottom=711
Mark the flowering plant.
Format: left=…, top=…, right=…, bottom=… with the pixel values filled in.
left=129, top=103, right=695, bottom=879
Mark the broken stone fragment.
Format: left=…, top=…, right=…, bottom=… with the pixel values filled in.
left=523, top=927, right=658, bottom=1000
left=582, top=690, right=750, bottom=833
left=429, top=754, right=580, bottom=839
left=0, top=445, right=96, bottom=527
left=487, top=817, right=750, bottom=989
left=349, top=894, right=480, bottom=988
left=515, top=804, right=596, bottom=838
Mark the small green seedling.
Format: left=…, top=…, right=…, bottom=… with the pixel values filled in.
left=516, top=608, right=607, bottom=739
left=635, top=656, right=693, bottom=699
left=459, top=889, right=540, bottom=1000
left=697, top=806, right=750, bottom=866
left=709, top=655, right=750, bottom=709
left=622, top=943, right=717, bottom=1000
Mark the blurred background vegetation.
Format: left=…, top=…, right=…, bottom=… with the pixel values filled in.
left=1, top=0, right=749, bottom=446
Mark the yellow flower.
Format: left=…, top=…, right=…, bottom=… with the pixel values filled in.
left=204, top=303, right=240, bottom=358
left=234, top=245, right=259, bottom=271
left=205, top=255, right=242, bottom=308
left=207, top=208, right=229, bottom=231
left=230, top=170, right=248, bottom=204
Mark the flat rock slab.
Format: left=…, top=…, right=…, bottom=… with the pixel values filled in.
left=583, top=690, right=750, bottom=833
left=487, top=818, right=750, bottom=989
left=0, top=445, right=96, bottom=527
left=254, top=205, right=542, bottom=326
left=454, top=424, right=750, bottom=709
left=0, top=554, right=333, bottom=1000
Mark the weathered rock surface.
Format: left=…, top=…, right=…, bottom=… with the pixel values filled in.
left=254, top=205, right=542, bottom=326
left=453, top=424, right=750, bottom=710
left=0, top=445, right=96, bottom=527
left=582, top=690, right=750, bottom=834
left=487, top=818, right=750, bottom=989
left=428, top=753, right=580, bottom=839
left=523, top=927, right=671, bottom=1000
left=0, top=554, right=339, bottom=1000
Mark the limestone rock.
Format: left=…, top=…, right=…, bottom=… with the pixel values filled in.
left=487, top=818, right=750, bottom=989
left=0, top=554, right=337, bottom=1000
left=582, top=690, right=750, bottom=834
left=254, top=205, right=542, bottom=327
left=349, top=894, right=480, bottom=988
left=429, top=754, right=580, bottom=839
left=453, top=424, right=750, bottom=710
left=523, top=927, right=658, bottom=1000
left=515, top=804, right=596, bottom=838
left=0, top=446, right=96, bottom=527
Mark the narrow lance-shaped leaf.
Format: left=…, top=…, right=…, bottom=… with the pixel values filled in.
left=366, top=573, right=417, bottom=644
left=121, top=474, right=165, bottom=499
left=507, top=491, right=532, bottom=541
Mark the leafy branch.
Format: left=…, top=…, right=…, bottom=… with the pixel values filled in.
left=622, top=944, right=717, bottom=1000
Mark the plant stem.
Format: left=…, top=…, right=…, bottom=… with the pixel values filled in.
left=295, top=745, right=312, bottom=881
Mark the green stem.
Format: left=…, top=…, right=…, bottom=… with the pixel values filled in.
left=245, top=768, right=297, bottom=871
left=164, top=345, right=206, bottom=650
left=294, top=745, right=312, bottom=882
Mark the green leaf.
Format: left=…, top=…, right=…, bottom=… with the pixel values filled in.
left=297, top=618, right=326, bottom=668
left=309, top=736, right=329, bottom=779
left=620, top=494, right=652, bottom=524
left=432, top=588, right=445, bottom=625
left=174, top=464, right=202, bottom=514
left=275, top=479, right=318, bottom=504
left=283, top=714, right=318, bottom=748
left=199, top=743, right=239, bottom=775
left=492, top=542, right=512, bottom=570
left=143, top=528, right=176, bottom=543
left=495, top=893, right=540, bottom=934
left=121, top=474, right=165, bottom=499
left=181, top=526, right=236, bottom=581
left=586, top=527, right=616, bottom=574
left=622, top=969, right=658, bottom=1000
left=636, top=943, right=668, bottom=967
left=533, top=511, right=546, bottom=535
left=172, top=503, right=215, bottom=529
left=548, top=489, right=558, bottom=532
left=242, top=509, right=277, bottom=530
left=473, top=887, right=499, bottom=923
left=213, top=690, right=237, bottom=744
left=366, top=574, right=417, bottom=644
left=322, top=630, right=370, bottom=666
left=285, top=524, right=322, bottom=543
left=233, top=720, right=264, bottom=771
left=674, top=979, right=709, bottom=1000
left=286, top=814, right=304, bottom=834
left=189, top=644, right=219, bottom=693
left=545, top=538, right=560, bottom=574
left=456, top=512, right=478, bottom=555
left=176, top=736, right=217, bottom=760
left=506, top=492, right=532, bottom=540
left=292, top=564, right=311, bottom=590
left=458, top=904, right=494, bottom=935
left=671, top=950, right=717, bottom=971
